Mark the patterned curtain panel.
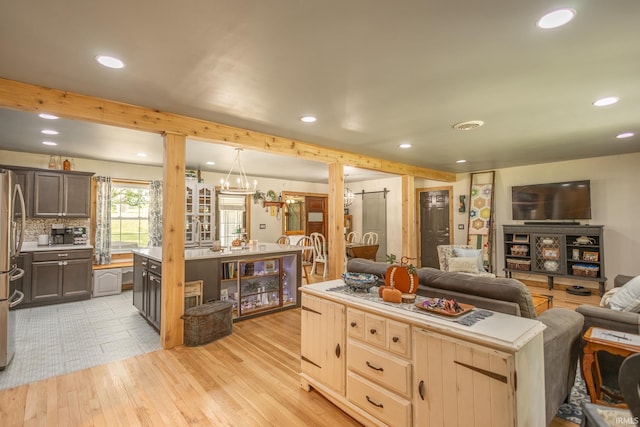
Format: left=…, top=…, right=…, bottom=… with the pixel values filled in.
left=94, top=176, right=112, bottom=265
left=148, top=180, right=163, bottom=247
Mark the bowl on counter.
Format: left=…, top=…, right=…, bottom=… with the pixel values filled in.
left=341, top=272, right=380, bottom=292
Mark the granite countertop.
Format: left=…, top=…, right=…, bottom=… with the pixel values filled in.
left=21, top=241, right=94, bottom=252
left=132, top=242, right=302, bottom=262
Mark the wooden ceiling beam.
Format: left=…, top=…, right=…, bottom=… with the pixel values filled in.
left=0, top=77, right=455, bottom=182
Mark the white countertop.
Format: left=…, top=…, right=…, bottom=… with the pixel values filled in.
left=302, top=280, right=546, bottom=352
left=132, top=242, right=303, bottom=262
left=21, top=241, right=94, bottom=252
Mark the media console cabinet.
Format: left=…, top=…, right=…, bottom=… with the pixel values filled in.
left=300, top=280, right=546, bottom=427
left=503, top=224, right=606, bottom=295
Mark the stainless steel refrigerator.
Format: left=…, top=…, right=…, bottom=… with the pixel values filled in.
left=0, top=168, right=26, bottom=370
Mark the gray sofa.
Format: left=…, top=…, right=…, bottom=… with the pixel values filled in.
left=347, top=258, right=585, bottom=426
left=576, top=274, right=640, bottom=400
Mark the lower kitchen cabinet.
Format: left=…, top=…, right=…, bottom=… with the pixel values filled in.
left=132, top=255, right=162, bottom=331
left=28, top=249, right=92, bottom=307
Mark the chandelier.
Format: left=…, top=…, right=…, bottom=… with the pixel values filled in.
left=219, top=148, right=257, bottom=195
left=344, top=187, right=355, bottom=208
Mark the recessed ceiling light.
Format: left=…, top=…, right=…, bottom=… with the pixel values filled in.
left=96, top=55, right=125, bottom=69
left=41, top=129, right=59, bottom=135
left=456, top=159, right=467, bottom=164
left=39, top=113, right=58, bottom=120
left=616, top=132, right=634, bottom=139
left=299, top=115, right=317, bottom=123
left=206, top=161, right=215, bottom=165
left=537, top=8, right=576, bottom=29
left=452, top=120, right=484, bottom=131
left=42, top=141, right=58, bottom=146
left=399, top=143, right=412, bottom=149
left=593, top=97, right=619, bottom=107
left=136, top=152, right=147, bottom=157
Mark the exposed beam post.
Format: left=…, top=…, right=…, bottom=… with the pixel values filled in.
left=161, top=132, right=186, bottom=349
left=402, top=175, right=416, bottom=261
left=328, top=163, right=345, bottom=279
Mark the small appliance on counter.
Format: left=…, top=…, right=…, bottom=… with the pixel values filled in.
left=63, top=227, right=74, bottom=244
left=50, top=225, right=65, bottom=245
left=72, top=227, right=87, bottom=245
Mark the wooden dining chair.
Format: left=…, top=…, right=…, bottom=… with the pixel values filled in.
left=296, top=236, right=314, bottom=284
left=276, top=235, right=290, bottom=245
left=362, top=231, right=378, bottom=244
left=310, top=232, right=328, bottom=279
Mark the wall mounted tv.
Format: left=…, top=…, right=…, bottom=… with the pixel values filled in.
left=511, top=180, right=592, bottom=221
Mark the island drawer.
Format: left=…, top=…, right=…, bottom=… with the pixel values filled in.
left=347, top=340, right=411, bottom=397
left=347, top=372, right=411, bottom=427
left=349, top=308, right=411, bottom=358
left=148, top=259, right=162, bottom=275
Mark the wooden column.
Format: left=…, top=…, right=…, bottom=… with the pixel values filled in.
left=161, top=132, right=186, bottom=348
left=328, top=163, right=345, bottom=279
left=402, top=175, right=416, bottom=260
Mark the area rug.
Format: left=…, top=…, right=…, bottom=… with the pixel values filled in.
left=556, top=368, right=589, bottom=424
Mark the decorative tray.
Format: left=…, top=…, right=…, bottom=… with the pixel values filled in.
left=414, top=298, right=474, bottom=317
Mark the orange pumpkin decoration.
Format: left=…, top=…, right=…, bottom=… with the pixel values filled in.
left=378, top=285, right=392, bottom=298
left=385, top=262, right=418, bottom=294
left=382, top=287, right=402, bottom=303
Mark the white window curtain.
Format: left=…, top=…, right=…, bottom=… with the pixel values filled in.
left=148, top=180, right=163, bottom=247
left=94, top=176, right=112, bottom=264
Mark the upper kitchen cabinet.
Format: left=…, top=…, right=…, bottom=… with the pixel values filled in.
left=33, top=170, right=94, bottom=218
left=185, top=181, right=214, bottom=247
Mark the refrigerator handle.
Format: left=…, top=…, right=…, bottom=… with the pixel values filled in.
left=9, top=290, right=25, bottom=308
left=12, top=183, right=26, bottom=256
left=10, top=268, right=24, bottom=282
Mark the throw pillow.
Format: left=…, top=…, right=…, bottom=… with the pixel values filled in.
left=599, top=287, right=620, bottom=308
left=609, top=275, right=640, bottom=312
left=448, top=257, right=480, bottom=274
left=453, top=247, right=484, bottom=272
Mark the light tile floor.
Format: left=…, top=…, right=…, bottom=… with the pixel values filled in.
left=0, top=290, right=161, bottom=390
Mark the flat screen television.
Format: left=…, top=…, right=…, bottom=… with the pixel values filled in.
left=511, top=180, right=591, bottom=221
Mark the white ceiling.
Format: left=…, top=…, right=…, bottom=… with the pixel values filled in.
left=1, top=0, right=639, bottom=180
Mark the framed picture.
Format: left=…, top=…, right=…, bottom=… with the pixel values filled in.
left=220, top=288, right=229, bottom=301
left=513, top=234, right=529, bottom=243
left=583, top=251, right=599, bottom=262
left=264, top=260, right=276, bottom=273
left=542, top=247, right=560, bottom=260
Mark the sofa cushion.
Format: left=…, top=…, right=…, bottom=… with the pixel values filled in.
left=452, top=247, right=484, bottom=272
left=609, top=275, right=640, bottom=312
left=448, top=256, right=480, bottom=273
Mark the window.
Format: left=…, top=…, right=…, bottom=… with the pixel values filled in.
left=111, top=182, right=150, bottom=250
left=216, top=194, right=247, bottom=247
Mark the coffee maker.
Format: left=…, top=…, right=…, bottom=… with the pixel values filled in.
left=50, top=226, right=65, bottom=245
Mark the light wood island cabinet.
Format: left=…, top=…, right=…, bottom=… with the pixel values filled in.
left=300, top=280, right=546, bottom=427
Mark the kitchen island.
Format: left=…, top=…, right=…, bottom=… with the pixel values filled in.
left=300, top=280, right=546, bottom=427
left=132, top=243, right=302, bottom=329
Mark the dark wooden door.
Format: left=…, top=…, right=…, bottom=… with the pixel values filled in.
left=33, top=172, right=63, bottom=217
left=419, top=189, right=451, bottom=268
left=61, top=258, right=92, bottom=298
left=305, top=196, right=327, bottom=237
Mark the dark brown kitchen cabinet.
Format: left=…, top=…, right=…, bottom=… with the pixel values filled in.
left=132, top=256, right=162, bottom=331
left=28, top=249, right=92, bottom=307
left=33, top=171, right=92, bottom=218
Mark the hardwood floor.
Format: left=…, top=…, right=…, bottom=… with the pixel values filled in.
left=0, top=272, right=598, bottom=426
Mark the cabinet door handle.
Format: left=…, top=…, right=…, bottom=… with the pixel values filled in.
left=58, top=253, right=69, bottom=257
left=350, top=322, right=357, bottom=328
left=151, top=265, right=157, bottom=270
left=63, top=261, right=68, bottom=266
left=418, top=380, right=425, bottom=400
left=366, top=361, right=384, bottom=372
left=365, top=395, right=384, bottom=408
left=392, top=336, right=399, bottom=343
left=369, top=328, right=377, bottom=335
left=335, top=343, right=341, bottom=359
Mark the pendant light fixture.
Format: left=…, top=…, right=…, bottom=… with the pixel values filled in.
left=219, top=148, right=257, bottom=195
left=344, top=187, right=355, bottom=208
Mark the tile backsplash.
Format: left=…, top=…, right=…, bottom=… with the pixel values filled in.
left=23, top=218, right=90, bottom=242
